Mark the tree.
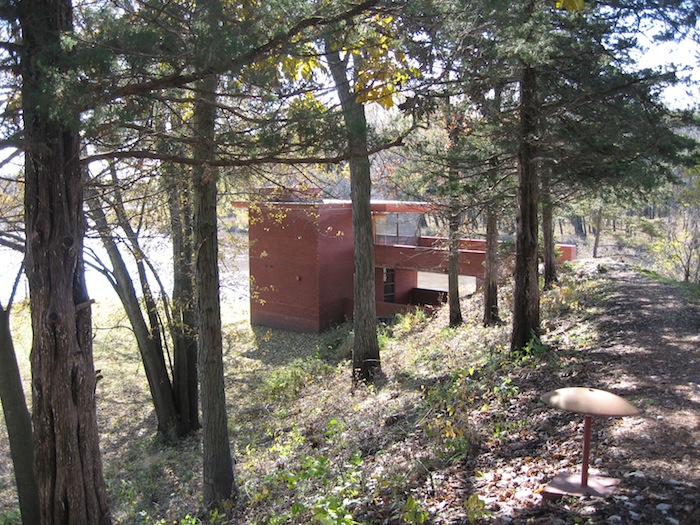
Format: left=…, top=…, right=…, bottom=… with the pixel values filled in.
left=511, top=61, right=540, bottom=351
left=85, top=170, right=190, bottom=441
left=20, top=0, right=111, bottom=519
left=532, top=2, right=697, bottom=277
left=325, top=39, right=382, bottom=383
left=318, top=4, right=426, bottom=380
left=391, top=0, right=522, bottom=329
left=651, top=163, right=700, bottom=282
left=541, top=171, right=558, bottom=287
left=483, top=203, right=503, bottom=325
left=0, top=270, right=40, bottom=525
left=191, top=0, right=235, bottom=507
left=165, top=160, right=200, bottom=435
left=192, top=98, right=236, bottom=508
left=478, top=0, right=695, bottom=349
left=445, top=106, right=466, bottom=327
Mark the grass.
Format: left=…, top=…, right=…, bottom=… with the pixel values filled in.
left=0, top=260, right=613, bottom=524
left=636, top=266, right=700, bottom=303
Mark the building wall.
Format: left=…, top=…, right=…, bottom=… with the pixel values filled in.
left=247, top=201, right=577, bottom=333
left=556, top=244, right=577, bottom=262
left=374, top=244, right=486, bottom=279
left=249, top=203, right=322, bottom=332
left=249, top=202, right=355, bottom=332
left=317, top=205, right=354, bottom=330
left=374, top=267, right=417, bottom=305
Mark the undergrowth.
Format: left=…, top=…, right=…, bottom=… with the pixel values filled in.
left=636, top=267, right=700, bottom=303
left=0, top=261, right=607, bottom=524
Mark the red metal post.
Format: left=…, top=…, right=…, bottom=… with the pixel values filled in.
left=581, top=415, right=592, bottom=487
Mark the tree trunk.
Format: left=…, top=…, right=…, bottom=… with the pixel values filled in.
left=107, top=166, right=168, bottom=359
left=511, top=65, right=540, bottom=351
left=85, top=184, right=182, bottom=441
left=168, top=171, right=200, bottom=433
left=592, top=209, right=602, bottom=258
left=446, top=105, right=463, bottom=328
left=572, top=215, right=586, bottom=238
left=189, top=0, right=235, bottom=506
left=193, top=72, right=235, bottom=509
left=22, top=27, right=111, bottom=525
left=0, top=302, right=41, bottom=525
left=326, top=44, right=380, bottom=383
left=107, top=165, right=199, bottom=437
left=447, top=207, right=463, bottom=327
left=483, top=204, right=501, bottom=326
left=541, top=173, right=557, bottom=288
left=21, top=0, right=111, bottom=521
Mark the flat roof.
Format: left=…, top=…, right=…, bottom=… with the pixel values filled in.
left=233, top=199, right=435, bottom=213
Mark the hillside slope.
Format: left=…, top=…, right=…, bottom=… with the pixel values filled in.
left=1, top=258, right=698, bottom=525
left=229, top=258, right=700, bottom=525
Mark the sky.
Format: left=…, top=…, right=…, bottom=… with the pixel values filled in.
left=633, top=29, right=700, bottom=110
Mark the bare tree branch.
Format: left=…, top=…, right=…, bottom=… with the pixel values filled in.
left=84, top=132, right=406, bottom=167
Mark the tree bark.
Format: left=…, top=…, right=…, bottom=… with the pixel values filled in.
left=168, top=171, right=200, bottom=433
left=511, top=65, right=541, bottom=351
left=447, top=207, right=463, bottom=327
left=483, top=204, right=501, bottom=326
left=0, top=301, right=41, bottom=525
left=108, top=164, right=168, bottom=369
left=592, top=209, right=602, bottom=258
left=541, top=172, right=557, bottom=288
left=326, top=43, right=381, bottom=383
left=446, top=106, right=463, bottom=328
left=572, top=215, right=586, bottom=238
left=21, top=0, right=111, bottom=521
left=193, top=72, right=235, bottom=509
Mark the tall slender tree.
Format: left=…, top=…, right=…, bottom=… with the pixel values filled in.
left=192, top=0, right=235, bottom=508
left=325, top=39, right=381, bottom=383
left=0, top=271, right=40, bottom=525
left=511, top=60, right=541, bottom=351
left=166, top=161, right=200, bottom=434
left=85, top=177, right=185, bottom=441
left=483, top=202, right=503, bottom=326
left=446, top=106, right=466, bottom=327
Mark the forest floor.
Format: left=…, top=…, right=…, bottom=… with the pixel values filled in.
left=0, top=256, right=699, bottom=525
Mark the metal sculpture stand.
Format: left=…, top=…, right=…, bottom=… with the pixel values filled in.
left=541, top=387, right=640, bottom=499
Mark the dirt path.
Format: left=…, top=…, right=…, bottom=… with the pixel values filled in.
left=580, top=262, right=700, bottom=524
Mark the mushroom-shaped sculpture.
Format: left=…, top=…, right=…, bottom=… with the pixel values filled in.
left=541, top=387, right=640, bottom=499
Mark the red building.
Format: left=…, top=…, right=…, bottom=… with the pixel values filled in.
left=247, top=200, right=355, bottom=332
left=241, top=198, right=575, bottom=332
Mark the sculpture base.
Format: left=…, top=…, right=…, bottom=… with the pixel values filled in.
left=542, top=471, right=621, bottom=500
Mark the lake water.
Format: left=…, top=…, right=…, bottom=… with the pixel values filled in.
left=0, top=237, right=474, bottom=313
left=0, top=237, right=251, bottom=308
